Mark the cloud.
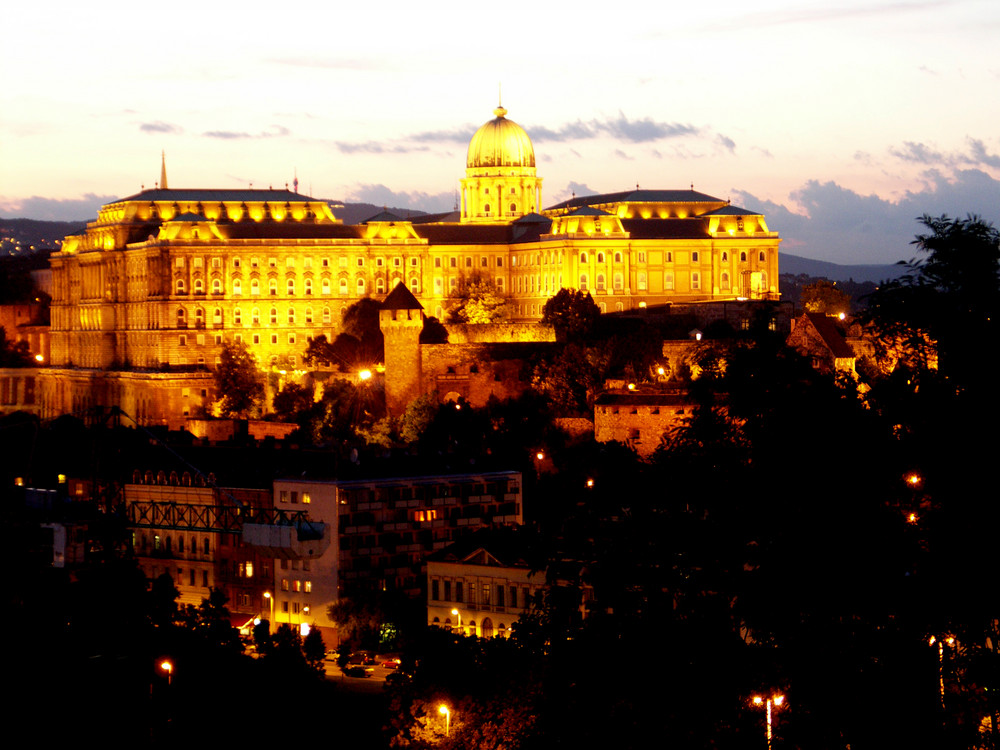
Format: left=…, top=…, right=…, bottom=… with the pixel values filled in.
left=716, top=134, right=737, bottom=153
left=344, top=183, right=453, bottom=214
left=203, top=125, right=290, bottom=140
left=889, top=141, right=947, bottom=164
left=613, top=149, right=634, bottom=161
left=0, top=193, right=117, bottom=221
left=887, top=137, right=1000, bottom=169
left=733, top=168, right=1000, bottom=265
left=530, top=113, right=698, bottom=144
left=140, top=121, right=182, bottom=134
left=335, top=142, right=431, bottom=155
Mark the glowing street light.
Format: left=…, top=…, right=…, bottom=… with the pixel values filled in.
left=160, top=659, right=173, bottom=686
left=358, top=369, right=372, bottom=382
left=451, top=608, right=462, bottom=635
left=263, top=591, right=274, bottom=631
left=751, top=693, right=785, bottom=750
left=438, top=704, right=451, bottom=737
left=930, top=635, right=956, bottom=709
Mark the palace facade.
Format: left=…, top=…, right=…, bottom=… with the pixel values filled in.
left=33, top=105, right=780, bottom=423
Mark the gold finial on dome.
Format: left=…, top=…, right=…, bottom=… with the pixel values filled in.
left=494, top=106, right=507, bottom=118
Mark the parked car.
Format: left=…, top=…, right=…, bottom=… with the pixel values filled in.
left=344, top=665, right=374, bottom=678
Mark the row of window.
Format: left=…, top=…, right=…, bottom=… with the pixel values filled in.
left=176, top=255, right=419, bottom=270
left=176, top=276, right=419, bottom=296
left=279, top=578, right=313, bottom=593
left=177, top=306, right=333, bottom=327
left=430, top=578, right=532, bottom=610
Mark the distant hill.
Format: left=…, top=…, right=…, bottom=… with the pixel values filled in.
left=780, top=253, right=907, bottom=284
left=332, top=203, right=429, bottom=224
left=0, top=218, right=86, bottom=255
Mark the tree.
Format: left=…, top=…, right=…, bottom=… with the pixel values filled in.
left=0, top=326, right=32, bottom=367
left=801, top=278, right=850, bottom=315
left=302, top=628, right=326, bottom=674
left=863, top=214, right=999, bottom=393
left=541, top=288, right=600, bottom=341
left=341, top=297, right=384, bottom=364
left=214, top=340, right=264, bottom=417
left=447, top=273, right=506, bottom=324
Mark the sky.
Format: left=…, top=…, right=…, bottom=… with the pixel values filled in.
left=1, top=0, right=998, bottom=264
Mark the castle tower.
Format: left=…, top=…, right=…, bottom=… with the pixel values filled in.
left=460, top=105, right=542, bottom=223
left=380, top=282, right=425, bottom=416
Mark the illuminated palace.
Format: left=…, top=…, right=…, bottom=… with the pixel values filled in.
left=39, top=105, right=780, bottom=422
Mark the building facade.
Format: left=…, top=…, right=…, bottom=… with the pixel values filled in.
left=33, top=104, right=780, bottom=423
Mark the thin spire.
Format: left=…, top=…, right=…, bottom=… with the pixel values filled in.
left=293, top=168, right=299, bottom=194
left=160, top=151, right=168, bottom=190
left=498, top=82, right=502, bottom=108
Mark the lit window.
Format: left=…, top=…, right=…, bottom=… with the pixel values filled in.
left=251, top=279, right=260, bottom=295
left=281, top=579, right=289, bottom=591
left=322, top=279, right=331, bottom=295
left=304, top=581, right=312, bottom=592
left=304, top=279, right=313, bottom=295
left=302, top=492, right=311, bottom=504
left=233, top=279, right=242, bottom=295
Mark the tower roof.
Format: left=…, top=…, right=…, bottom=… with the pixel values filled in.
left=381, top=282, right=423, bottom=311
left=467, top=105, right=535, bottom=169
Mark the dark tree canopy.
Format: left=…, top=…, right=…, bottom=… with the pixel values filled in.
left=214, top=340, right=264, bottom=417
left=541, top=287, right=600, bottom=341
left=864, top=214, right=999, bottom=392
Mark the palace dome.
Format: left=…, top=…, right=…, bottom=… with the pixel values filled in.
left=467, top=106, right=535, bottom=169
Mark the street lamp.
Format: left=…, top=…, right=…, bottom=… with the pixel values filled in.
left=451, top=608, right=462, bottom=635
left=160, top=660, right=173, bottom=686
left=438, top=704, right=451, bottom=737
left=751, top=693, right=785, bottom=750
left=930, top=635, right=956, bottom=709
left=263, top=591, right=274, bottom=632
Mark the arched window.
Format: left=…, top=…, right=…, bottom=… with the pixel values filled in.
left=357, top=278, right=366, bottom=295
left=194, top=278, right=204, bottom=294
left=509, top=203, right=516, bottom=213
left=212, top=278, right=222, bottom=294
left=322, top=278, right=331, bottom=295
left=481, top=618, right=494, bottom=639
left=270, top=308, right=277, bottom=324
left=305, top=308, right=313, bottom=324
left=322, top=307, right=331, bottom=324
left=251, top=279, right=260, bottom=295
left=339, top=278, right=348, bottom=295
left=194, top=307, right=205, bottom=327
left=721, top=272, right=731, bottom=290
left=614, top=273, right=623, bottom=291
left=579, top=273, right=588, bottom=291
left=233, top=308, right=242, bottom=325
left=722, top=252, right=729, bottom=262
left=740, top=252, right=747, bottom=262
left=638, top=272, right=647, bottom=291
left=252, top=307, right=260, bottom=325
left=269, top=278, right=278, bottom=296
left=580, top=252, right=588, bottom=264
left=692, top=272, right=701, bottom=290
left=304, top=279, right=313, bottom=296
left=597, top=252, right=605, bottom=263
left=287, top=308, right=295, bottom=324
left=176, top=308, right=187, bottom=327
left=664, top=272, right=675, bottom=291
left=176, top=279, right=187, bottom=295
left=596, top=274, right=606, bottom=291
left=434, top=278, right=443, bottom=294
left=287, top=279, right=295, bottom=295
left=233, top=278, right=242, bottom=295
left=484, top=203, right=491, bottom=213
left=213, top=308, right=222, bottom=326
left=759, top=251, right=766, bottom=262
left=409, top=277, right=419, bottom=293
left=376, top=278, right=385, bottom=294
left=614, top=252, right=622, bottom=263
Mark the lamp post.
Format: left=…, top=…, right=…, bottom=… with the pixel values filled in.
left=263, top=591, right=274, bottom=632
left=160, top=660, right=173, bottom=686
left=752, top=693, right=785, bottom=750
left=451, top=608, right=462, bottom=636
left=930, top=635, right=956, bottom=709
left=438, top=704, right=451, bottom=737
